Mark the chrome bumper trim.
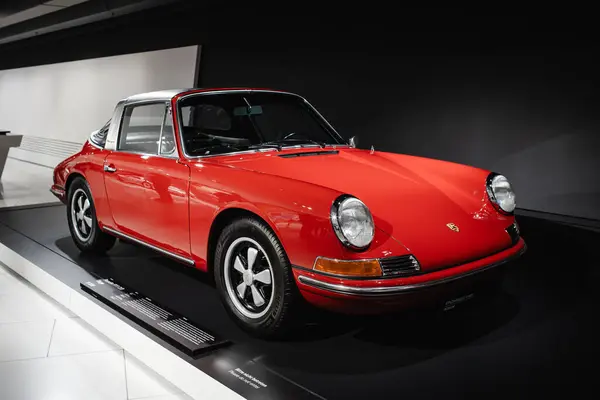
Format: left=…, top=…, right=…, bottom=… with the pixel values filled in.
left=50, top=187, right=65, bottom=196
left=103, top=226, right=195, bottom=266
left=298, top=243, right=527, bottom=296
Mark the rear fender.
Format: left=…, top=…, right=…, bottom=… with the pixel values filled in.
left=58, top=142, right=113, bottom=228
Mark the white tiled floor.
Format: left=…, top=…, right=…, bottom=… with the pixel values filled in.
left=47, top=316, right=121, bottom=357
left=0, top=264, right=193, bottom=400
left=0, top=157, right=59, bottom=209
left=0, top=156, right=197, bottom=400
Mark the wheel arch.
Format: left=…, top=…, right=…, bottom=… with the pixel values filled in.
left=65, top=172, right=86, bottom=195
left=206, top=207, right=283, bottom=276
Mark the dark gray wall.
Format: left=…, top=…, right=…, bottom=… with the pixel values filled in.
left=200, top=40, right=600, bottom=221
left=1, top=1, right=597, bottom=221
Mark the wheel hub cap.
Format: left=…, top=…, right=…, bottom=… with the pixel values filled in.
left=243, top=270, right=254, bottom=286
left=223, top=237, right=275, bottom=319
left=71, top=188, right=93, bottom=242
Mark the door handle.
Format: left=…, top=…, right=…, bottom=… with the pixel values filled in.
left=104, top=164, right=117, bottom=173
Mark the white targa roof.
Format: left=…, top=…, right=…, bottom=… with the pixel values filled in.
left=122, top=89, right=192, bottom=104
left=120, top=88, right=300, bottom=105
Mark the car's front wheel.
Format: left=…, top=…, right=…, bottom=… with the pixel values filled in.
left=67, top=177, right=116, bottom=253
left=214, top=217, right=299, bottom=338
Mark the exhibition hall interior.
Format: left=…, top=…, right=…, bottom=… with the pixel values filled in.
left=0, top=2, right=598, bottom=399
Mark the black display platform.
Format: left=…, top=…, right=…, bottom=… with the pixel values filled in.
left=0, top=204, right=599, bottom=399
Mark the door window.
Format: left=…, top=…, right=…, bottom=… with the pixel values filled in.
left=118, top=103, right=166, bottom=154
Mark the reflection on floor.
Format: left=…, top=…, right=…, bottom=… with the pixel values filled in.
left=0, top=157, right=59, bottom=209
left=0, top=263, right=192, bottom=400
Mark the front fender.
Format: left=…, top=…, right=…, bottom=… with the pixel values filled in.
left=188, top=162, right=409, bottom=271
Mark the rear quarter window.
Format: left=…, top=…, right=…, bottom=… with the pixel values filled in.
left=90, top=119, right=111, bottom=148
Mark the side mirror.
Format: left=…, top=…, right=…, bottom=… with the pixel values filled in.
left=349, top=136, right=358, bottom=148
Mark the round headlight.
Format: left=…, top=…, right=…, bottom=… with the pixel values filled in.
left=486, top=173, right=516, bottom=214
left=330, top=195, right=375, bottom=250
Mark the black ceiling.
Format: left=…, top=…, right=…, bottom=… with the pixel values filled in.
left=0, top=0, right=183, bottom=45
left=0, top=0, right=45, bottom=18
left=0, top=2, right=594, bottom=68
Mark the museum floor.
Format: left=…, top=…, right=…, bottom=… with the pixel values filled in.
left=0, top=156, right=598, bottom=400
left=0, top=263, right=192, bottom=400
left=0, top=157, right=192, bottom=400
left=0, top=157, right=57, bottom=209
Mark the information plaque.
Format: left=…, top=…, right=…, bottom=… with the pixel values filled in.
left=81, top=277, right=230, bottom=357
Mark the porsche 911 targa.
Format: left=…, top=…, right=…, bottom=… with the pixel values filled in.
left=51, top=88, right=526, bottom=337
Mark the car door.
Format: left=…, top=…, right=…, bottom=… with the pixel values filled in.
left=103, top=101, right=192, bottom=261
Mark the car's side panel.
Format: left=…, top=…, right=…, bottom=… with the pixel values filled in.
left=141, top=156, right=191, bottom=259
left=103, top=152, right=153, bottom=234
left=101, top=152, right=191, bottom=259
left=188, top=160, right=410, bottom=271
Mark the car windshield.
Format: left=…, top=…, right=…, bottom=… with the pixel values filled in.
left=177, top=92, right=345, bottom=156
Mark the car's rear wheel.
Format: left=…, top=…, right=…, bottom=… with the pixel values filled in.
left=214, top=217, right=299, bottom=338
left=67, top=177, right=116, bottom=253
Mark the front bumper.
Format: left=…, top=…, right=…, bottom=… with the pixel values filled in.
left=293, top=238, right=526, bottom=312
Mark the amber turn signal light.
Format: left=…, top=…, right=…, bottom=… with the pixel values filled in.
left=313, top=257, right=382, bottom=277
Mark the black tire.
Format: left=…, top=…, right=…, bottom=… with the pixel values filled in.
left=214, top=217, right=299, bottom=338
left=67, top=177, right=116, bottom=254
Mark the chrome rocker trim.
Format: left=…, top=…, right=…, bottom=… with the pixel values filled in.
left=297, top=244, right=527, bottom=296
left=102, top=226, right=195, bottom=266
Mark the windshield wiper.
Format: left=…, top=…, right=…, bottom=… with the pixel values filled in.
left=280, top=132, right=326, bottom=148
left=247, top=142, right=283, bottom=151
left=252, top=138, right=327, bottom=150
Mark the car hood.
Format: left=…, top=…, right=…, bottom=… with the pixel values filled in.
left=206, top=148, right=513, bottom=270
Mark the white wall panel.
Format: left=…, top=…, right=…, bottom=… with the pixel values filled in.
left=0, top=45, right=199, bottom=143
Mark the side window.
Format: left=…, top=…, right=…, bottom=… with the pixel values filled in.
left=160, top=107, right=177, bottom=156
left=90, top=119, right=111, bottom=148
left=118, top=103, right=166, bottom=154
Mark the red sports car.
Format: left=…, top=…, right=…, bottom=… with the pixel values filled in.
left=51, top=88, right=526, bottom=337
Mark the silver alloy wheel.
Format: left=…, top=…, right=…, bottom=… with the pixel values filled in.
left=223, top=237, right=275, bottom=319
left=71, top=188, right=93, bottom=242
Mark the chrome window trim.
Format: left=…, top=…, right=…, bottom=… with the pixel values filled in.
left=174, top=90, right=348, bottom=160
left=298, top=244, right=527, bottom=296
left=181, top=144, right=350, bottom=160
left=104, top=150, right=175, bottom=158
left=102, top=226, right=195, bottom=266
left=185, top=147, right=279, bottom=159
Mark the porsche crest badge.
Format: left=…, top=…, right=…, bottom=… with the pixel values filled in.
left=446, top=223, right=460, bottom=232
